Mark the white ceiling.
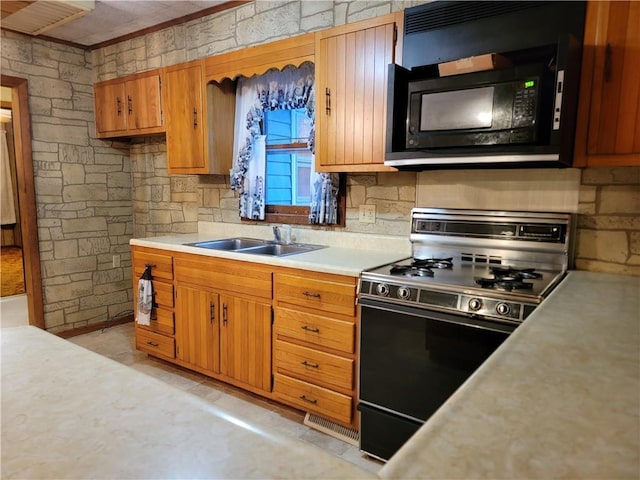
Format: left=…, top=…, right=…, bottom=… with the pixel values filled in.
left=3, top=0, right=235, bottom=48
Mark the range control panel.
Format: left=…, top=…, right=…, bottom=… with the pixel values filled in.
left=359, top=280, right=536, bottom=324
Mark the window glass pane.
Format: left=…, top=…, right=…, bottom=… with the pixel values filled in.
left=264, top=108, right=314, bottom=206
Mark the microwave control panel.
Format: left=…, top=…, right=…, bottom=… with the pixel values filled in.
left=512, top=81, right=538, bottom=128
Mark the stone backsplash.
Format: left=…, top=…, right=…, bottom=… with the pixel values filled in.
left=576, top=166, right=640, bottom=276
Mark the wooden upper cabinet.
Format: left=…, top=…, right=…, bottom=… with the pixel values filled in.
left=94, top=82, right=126, bottom=134
left=574, top=0, right=640, bottom=167
left=163, top=61, right=207, bottom=174
left=94, top=70, right=164, bottom=138
left=315, top=12, right=403, bottom=173
left=203, top=33, right=314, bottom=83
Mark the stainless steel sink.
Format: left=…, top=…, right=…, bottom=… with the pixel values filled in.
left=188, top=238, right=266, bottom=251
left=186, top=238, right=325, bottom=257
left=239, top=243, right=324, bottom=257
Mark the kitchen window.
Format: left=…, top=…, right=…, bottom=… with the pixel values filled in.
left=230, top=63, right=344, bottom=226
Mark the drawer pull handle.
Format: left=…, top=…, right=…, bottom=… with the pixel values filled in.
left=302, top=291, right=321, bottom=299
left=301, top=325, right=319, bottom=333
left=300, top=395, right=317, bottom=405
left=146, top=341, right=160, bottom=347
left=301, top=360, right=319, bottom=369
left=210, top=301, right=215, bottom=325
left=222, top=303, right=228, bottom=326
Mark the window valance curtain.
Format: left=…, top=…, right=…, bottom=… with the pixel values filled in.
left=229, top=62, right=339, bottom=224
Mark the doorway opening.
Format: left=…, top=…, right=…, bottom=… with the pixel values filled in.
left=0, top=74, right=44, bottom=328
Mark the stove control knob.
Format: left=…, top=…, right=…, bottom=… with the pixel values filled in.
left=496, top=303, right=511, bottom=316
left=376, top=283, right=390, bottom=297
left=468, top=298, right=483, bottom=311
left=397, top=286, right=411, bottom=300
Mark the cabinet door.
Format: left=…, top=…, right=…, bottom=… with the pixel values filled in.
left=220, top=295, right=272, bottom=393
left=94, top=81, right=127, bottom=134
left=574, top=1, right=640, bottom=167
left=176, top=285, right=219, bottom=374
left=164, top=62, right=206, bottom=174
left=125, top=74, right=163, bottom=131
left=315, top=13, right=401, bottom=172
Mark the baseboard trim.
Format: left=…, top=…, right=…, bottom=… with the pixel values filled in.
left=55, top=315, right=134, bottom=339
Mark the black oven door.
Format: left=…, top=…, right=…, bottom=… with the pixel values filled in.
left=358, top=298, right=514, bottom=460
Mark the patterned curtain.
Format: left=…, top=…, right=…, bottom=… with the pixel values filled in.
left=230, top=62, right=338, bottom=224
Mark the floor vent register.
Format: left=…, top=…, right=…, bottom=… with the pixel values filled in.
left=304, top=413, right=359, bottom=446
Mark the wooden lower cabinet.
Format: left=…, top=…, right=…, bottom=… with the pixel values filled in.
left=132, top=246, right=176, bottom=361
left=171, top=253, right=273, bottom=396
left=220, top=294, right=272, bottom=393
left=273, top=269, right=358, bottom=427
left=176, top=285, right=219, bottom=374
left=133, top=249, right=360, bottom=427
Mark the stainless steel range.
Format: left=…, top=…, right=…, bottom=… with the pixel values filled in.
left=357, top=208, right=575, bottom=461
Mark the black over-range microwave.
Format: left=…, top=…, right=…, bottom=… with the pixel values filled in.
left=406, top=63, right=551, bottom=151
left=385, top=0, right=586, bottom=170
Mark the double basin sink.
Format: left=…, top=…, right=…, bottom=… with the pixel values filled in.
left=186, top=237, right=326, bottom=257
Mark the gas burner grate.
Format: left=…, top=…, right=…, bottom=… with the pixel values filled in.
left=475, top=267, right=542, bottom=291
left=475, top=277, right=534, bottom=291
left=412, top=257, right=454, bottom=269
left=390, top=264, right=435, bottom=277
left=489, top=267, right=542, bottom=280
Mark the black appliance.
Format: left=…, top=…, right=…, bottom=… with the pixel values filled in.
left=406, top=63, right=550, bottom=149
left=357, top=208, right=575, bottom=461
left=385, top=1, right=586, bottom=169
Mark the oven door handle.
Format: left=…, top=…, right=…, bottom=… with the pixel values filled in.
left=359, top=297, right=516, bottom=335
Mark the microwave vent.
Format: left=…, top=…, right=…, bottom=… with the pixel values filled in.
left=404, top=1, right=545, bottom=35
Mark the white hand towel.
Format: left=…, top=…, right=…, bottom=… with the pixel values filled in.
left=137, top=277, right=153, bottom=326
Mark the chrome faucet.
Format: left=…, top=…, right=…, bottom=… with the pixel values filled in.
left=273, top=225, right=292, bottom=244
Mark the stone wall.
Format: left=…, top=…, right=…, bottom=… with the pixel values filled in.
left=576, top=166, right=640, bottom=275
left=1, top=30, right=134, bottom=332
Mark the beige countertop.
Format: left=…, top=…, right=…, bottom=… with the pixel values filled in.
left=1, top=325, right=375, bottom=479
left=381, top=270, right=640, bottom=479
left=130, top=226, right=411, bottom=277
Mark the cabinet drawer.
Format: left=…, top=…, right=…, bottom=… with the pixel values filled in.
left=152, top=281, right=174, bottom=309
left=133, top=249, right=173, bottom=281
left=273, top=373, right=352, bottom=425
left=274, top=340, right=353, bottom=392
left=274, top=307, right=355, bottom=354
left=137, top=307, right=174, bottom=335
left=136, top=328, right=175, bottom=359
left=274, top=273, right=356, bottom=317
left=175, top=255, right=272, bottom=299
